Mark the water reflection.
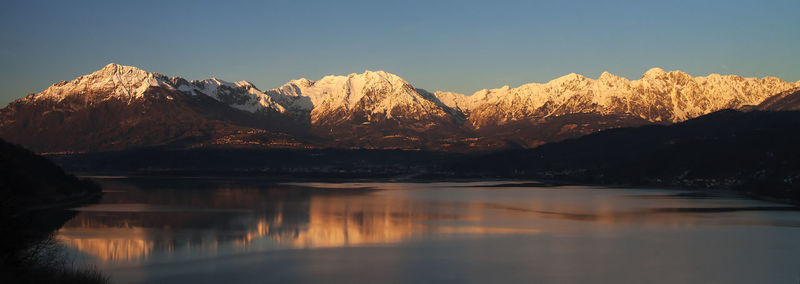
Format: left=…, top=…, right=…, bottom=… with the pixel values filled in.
left=56, top=179, right=800, bottom=269
left=58, top=179, right=528, bottom=263
left=58, top=228, right=153, bottom=261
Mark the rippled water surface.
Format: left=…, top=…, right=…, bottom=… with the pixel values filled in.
left=57, top=177, right=800, bottom=283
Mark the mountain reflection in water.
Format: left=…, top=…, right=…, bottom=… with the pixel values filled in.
left=55, top=178, right=800, bottom=284
left=57, top=179, right=543, bottom=263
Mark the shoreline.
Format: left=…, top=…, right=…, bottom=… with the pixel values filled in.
left=71, top=171, right=800, bottom=206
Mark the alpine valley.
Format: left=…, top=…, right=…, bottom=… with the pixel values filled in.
left=1, top=63, right=798, bottom=153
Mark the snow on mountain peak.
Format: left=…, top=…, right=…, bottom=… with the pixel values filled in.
left=266, top=70, right=448, bottom=123
left=100, top=62, right=142, bottom=73
left=234, top=80, right=258, bottom=90
left=433, top=68, right=798, bottom=127
left=290, top=78, right=314, bottom=87
left=597, top=71, right=628, bottom=85
left=360, top=70, right=403, bottom=82
left=18, top=64, right=800, bottom=129
left=188, top=77, right=283, bottom=113
left=643, top=67, right=668, bottom=78
left=271, top=70, right=414, bottom=110
left=550, top=73, right=587, bottom=85
left=32, top=63, right=170, bottom=102
left=22, top=63, right=286, bottom=113
left=341, top=70, right=410, bottom=90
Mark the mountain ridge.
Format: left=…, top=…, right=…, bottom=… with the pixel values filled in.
left=16, top=63, right=796, bottom=123
left=1, top=63, right=797, bottom=152
left=436, top=67, right=796, bottom=127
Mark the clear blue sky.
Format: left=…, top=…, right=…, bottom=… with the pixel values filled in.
left=2, top=0, right=799, bottom=106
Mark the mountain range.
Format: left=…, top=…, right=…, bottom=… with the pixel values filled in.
left=1, top=63, right=798, bottom=153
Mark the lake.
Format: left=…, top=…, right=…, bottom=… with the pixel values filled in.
left=56, top=177, right=800, bottom=283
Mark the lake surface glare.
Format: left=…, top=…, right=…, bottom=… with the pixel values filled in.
left=57, top=177, right=800, bottom=283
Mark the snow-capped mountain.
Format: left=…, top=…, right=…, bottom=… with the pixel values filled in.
left=176, top=77, right=285, bottom=113
left=435, top=68, right=797, bottom=128
left=24, top=63, right=285, bottom=114
left=28, top=63, right=172, bottom=102
left=266, top=70, right=456, bottom=124
left=1, top=63, right=798, bottom=152
left=0, top=64, right=300, bottom=152
left=262, top=70, right=463, bottom=148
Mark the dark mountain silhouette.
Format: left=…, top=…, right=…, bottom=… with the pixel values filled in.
left=1, top=138, right=100, bottom=207
left=0, top=138, right=105, bottom=283
left=460, top=110, right=800, bottom=203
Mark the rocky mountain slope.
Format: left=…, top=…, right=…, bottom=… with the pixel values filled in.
left=0, top=63, right=797, bottom=152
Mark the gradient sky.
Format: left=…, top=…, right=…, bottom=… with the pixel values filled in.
left=1, top=0, right=799, bottom=106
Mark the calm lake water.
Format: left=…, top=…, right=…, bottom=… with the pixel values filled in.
left=56, top=177, right=800, bottom=283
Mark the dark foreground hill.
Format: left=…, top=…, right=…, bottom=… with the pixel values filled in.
left=461, top=110, right=800, bottom=203
left=1, top=139, right=101, bottom=209
left=0, top=139, right=105, bottom=283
